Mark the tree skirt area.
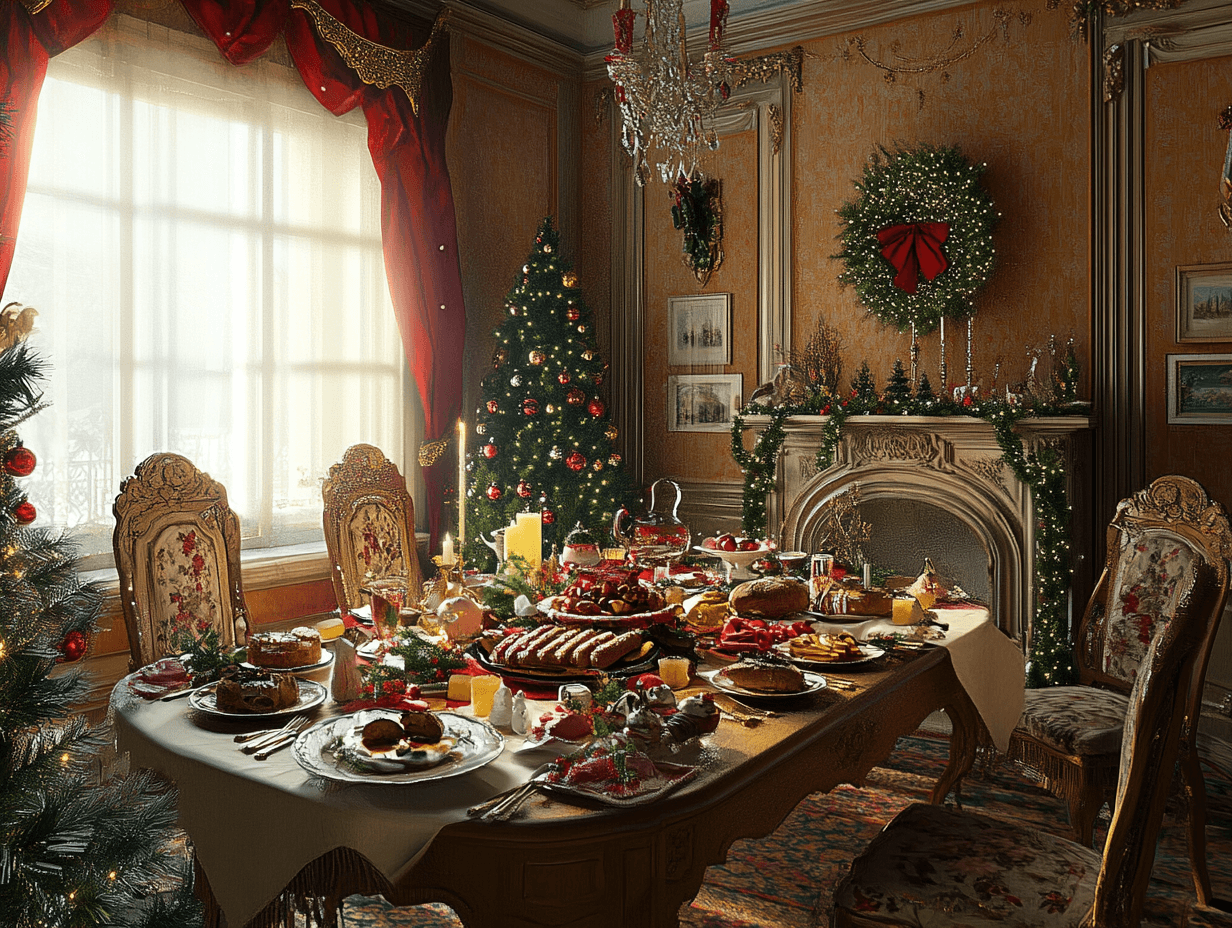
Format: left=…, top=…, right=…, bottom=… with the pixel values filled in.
left=337, top=733, right=1232, bottom=928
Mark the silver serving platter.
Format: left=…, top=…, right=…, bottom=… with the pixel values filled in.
left=240, top=647, right=335, bottom=675
left=703, top=668, right=828, bottom=700
left=188, top=677, right=328, bottom=719
left=293, top=709, right=504, bottom=784
left=773, top=640, right=886, bottom=668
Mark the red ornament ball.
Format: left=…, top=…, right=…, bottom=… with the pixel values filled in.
left=592, top=372, right=604, bottom=386
left=566, top=305, right=581, bottom=322
left=541, top=508, right=556, bottom=526
left=58, top=629, right=89, bottom=663
left=587, top=397, right=606, bottom=418
left=485, top=483, right=503, bottom=501
left=522, top=398, right=539, bottom=416
left=13, top=500, right=35, bottom=524
left=557, top=370, right=570, bottom=385
left=516, top=480, right=533, bottom=498
left=566, top=387, right=585, bottom=406
left=565, top=451, right=586, bottom=472
left=486, top=399, right=499, bottom=414
left=3, top=446, right=36, bottom=477
left=529, top=350, right=546, bottom=365
left=608, top=453, right=622, bottom=467
left=482, top=442, right=498, bottom=459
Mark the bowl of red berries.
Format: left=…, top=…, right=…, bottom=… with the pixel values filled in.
left=695, top=534, right=771, bottom=581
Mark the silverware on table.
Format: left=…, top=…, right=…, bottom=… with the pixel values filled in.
left=253, top=733, right=300, bottom=761
left=241, top=718, right=309, bottom=754
left=467, top=764, right=554, bottom=819
left=234, top=717, right=301, bottom=744
left=160, top=681, right=212, bottom=702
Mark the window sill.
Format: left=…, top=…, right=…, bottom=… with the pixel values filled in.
left=82, top=541, right=335, bottom=594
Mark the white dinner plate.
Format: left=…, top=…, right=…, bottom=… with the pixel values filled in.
left=293, top=709, right=504, bottom=784
left=188, top=677, right=327, bottom=719
left=703, top=668, right=827, bottom=699
left=773, top=640, right=886, bottom=668
left=240, top=647, right=335, bottom=675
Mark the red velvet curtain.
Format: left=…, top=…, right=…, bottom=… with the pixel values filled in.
left=180, top=0, right=465, bottom=549
left=0, top=0, right=112, bottom=296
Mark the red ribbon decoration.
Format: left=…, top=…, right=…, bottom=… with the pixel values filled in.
left=877, top=222, right=951, bottom=294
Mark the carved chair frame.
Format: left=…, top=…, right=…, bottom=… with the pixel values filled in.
left=112, top=452, right=249, bottom=672
left=836, top=555, right=1224, bottom=928
left=321, top=443, right=423, bottom=614
left=1005, top=474, right=1231, bottom=904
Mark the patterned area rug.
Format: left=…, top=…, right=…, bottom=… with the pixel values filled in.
left=338, top=733, right=1232, bottom=928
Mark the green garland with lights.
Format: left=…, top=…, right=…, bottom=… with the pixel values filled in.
left=731, top=351, right=1083, bottom=687
left=834, top=145, right=998, bottom=335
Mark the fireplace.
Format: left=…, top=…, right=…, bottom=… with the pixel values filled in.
left=750, top=415, right=1094, bottom=646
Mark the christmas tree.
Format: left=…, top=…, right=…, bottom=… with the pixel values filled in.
left=883, top=359, right=912, bottom=410
left=464, top=219, right=635, bottom=567
left=850, top=361, right=877, bottom=407
left=0, top=339, right=200, bottom=927
left=915, top=371, right=937, bottom=407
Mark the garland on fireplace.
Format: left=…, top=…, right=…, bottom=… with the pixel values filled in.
left=730, top=350, right=1083, bottom=687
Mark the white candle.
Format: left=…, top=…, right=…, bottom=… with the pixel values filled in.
left=442, top=532, right=454, bottom=566
left=863, top=562, right=873, bottom=588
left=457, top=419, right=466, bottom=550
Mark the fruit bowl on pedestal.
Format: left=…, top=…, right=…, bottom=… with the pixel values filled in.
left=693, top=543, right=770, bottom=582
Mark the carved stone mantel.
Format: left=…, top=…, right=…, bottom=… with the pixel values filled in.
left=742, top=415, right=1095, bottom=645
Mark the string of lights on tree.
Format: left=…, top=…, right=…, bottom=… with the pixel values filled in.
left=730, top=345, right=1083, bottom=687
left=833, top=145, right=999, bottom=334
left=463, top=218, right=635, bottom=567
left=0, top=338, right=200, bottom=926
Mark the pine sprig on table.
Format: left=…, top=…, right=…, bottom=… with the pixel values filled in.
left=172, top=626, right=240, bottom=681
left=363, top=630, right=467, bottom=691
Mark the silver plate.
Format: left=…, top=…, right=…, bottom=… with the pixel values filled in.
left=293, top=710, right=505, bottom=784
left=773, top=640, right=886, bottom=668
left=240, top=647, right=335, bottom=674
left=703, top=668, right=827, bottom=700
left=188, top=677, right=328, bottom=719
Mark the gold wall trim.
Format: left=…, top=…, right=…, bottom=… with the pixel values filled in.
left=289, top=0, right=448, bottom=115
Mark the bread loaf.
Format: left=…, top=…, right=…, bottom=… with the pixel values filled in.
left=591, top=631, right=644, bottom=669
left=722, top=659, right=806, bottom=693
left=729, top=577, right=810, bottom=618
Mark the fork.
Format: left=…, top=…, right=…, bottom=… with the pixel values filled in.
left=240, top=718, right=309, bottom=754
left=234, top=716, right=302, bottom=744
left=467, top=763, right=554, bottom=818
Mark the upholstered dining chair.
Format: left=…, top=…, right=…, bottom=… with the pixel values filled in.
left=113, top=452, right=250, bottom=672
left=829, top=552, right=1223, bottom=928
left=1000, top=475, right=1231, bottom=906
left=321, top=443, right=424, bottom=616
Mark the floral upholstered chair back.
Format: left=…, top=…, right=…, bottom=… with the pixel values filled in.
left=1078, top=475, right=1231, bottom=696
left=113, top=453, right=248, bottom=671
left=321, top=444, right=423, bottom=614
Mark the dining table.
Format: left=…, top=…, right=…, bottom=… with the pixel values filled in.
left=110, top=606, right=1024, bottom=928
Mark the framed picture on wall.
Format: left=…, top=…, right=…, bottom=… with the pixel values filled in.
left=1166, top=353, right=1232, bottom=424
left=667, top=374, right=743, bottom=432
left=1176, top=263, right=1232, bottom=342
left=668, top=294, right=732, bottom=366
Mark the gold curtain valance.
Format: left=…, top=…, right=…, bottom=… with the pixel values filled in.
left=289, top=0, right=447, bottom=115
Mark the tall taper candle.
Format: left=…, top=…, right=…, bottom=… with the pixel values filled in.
left=457, top=419, right=466, bottom=550
left=939, top=317, right=947, bottom=392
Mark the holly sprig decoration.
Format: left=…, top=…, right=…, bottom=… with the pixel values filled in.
left=834, top=145, right=998, bottom=335
left=363, top=628, right=467, bottom=690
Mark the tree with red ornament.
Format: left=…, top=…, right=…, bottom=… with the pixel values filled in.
left=464, top=219, right=634, bottom=567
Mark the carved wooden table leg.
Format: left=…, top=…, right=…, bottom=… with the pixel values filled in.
left=930, top=686, right=980, bottom=805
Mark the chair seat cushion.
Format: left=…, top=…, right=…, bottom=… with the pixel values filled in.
left=1016, top=686, right=1130, bottom=756
left=832, top=803, right=1100, bottom=928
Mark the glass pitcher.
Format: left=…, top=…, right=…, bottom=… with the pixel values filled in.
left=612, top=479, right=690, bottom=566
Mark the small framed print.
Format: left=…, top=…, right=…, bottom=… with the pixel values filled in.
left=667, top=374, right=742, bottom=432
left=1166, top=353, right=1232, bottom=424
left=1176, top=263, right=1232, bottom=342
left=668, top=294, right=732, bottom=366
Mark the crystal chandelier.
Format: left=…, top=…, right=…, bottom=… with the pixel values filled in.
left=607, top=0, right=733, bottom=186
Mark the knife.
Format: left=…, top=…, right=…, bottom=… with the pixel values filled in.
left=253, top=734, right=299, bottom=760
left=160, top=681, right=213, bottom=702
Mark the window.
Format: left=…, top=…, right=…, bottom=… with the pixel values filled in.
left=7, top=16, right=413, bottom=569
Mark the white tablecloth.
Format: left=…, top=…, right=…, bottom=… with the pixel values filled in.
left=111, top=607, right=1022, bottom=926
left=810, top=606, right=1024, bottom=752
left=111, top=684, right=549, bottom=927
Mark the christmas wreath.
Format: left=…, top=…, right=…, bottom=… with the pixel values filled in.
left=834, top=145, right=998, bottom=335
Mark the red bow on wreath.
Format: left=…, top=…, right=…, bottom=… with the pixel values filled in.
left=877, top=222, right=950, bottom=294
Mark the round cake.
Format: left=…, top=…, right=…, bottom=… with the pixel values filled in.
left=214, top=666, right=299, bottom=713
left=247, top=627, right=322, bottom=669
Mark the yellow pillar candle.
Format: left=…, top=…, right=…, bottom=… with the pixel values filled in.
left=505, top=511, right=542, bottom=571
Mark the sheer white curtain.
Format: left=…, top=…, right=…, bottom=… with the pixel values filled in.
left=6, top=15, right=409, bottom=568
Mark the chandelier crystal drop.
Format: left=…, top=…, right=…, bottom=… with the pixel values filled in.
left=607, top=0, right=733, bottom=186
